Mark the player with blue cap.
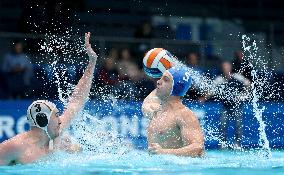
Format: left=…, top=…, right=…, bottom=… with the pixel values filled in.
left=142, top=65, right=204, bottom=157
left=167, top=66, right=192, bottom=97
left=154, top=65, right=193, bottom=100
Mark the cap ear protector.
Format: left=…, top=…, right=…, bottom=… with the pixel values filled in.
left=35, top=113, right=49, bottom=127
left=166, top=66, right=192, bottom=97
left=27, top=100, right=57, bottom=139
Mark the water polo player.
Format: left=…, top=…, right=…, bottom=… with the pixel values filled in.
left=143, top=66, right=204, bottom=157
left=0, top=32, right=97, bottom=165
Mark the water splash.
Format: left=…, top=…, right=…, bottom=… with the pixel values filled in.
left=242, top=35, right=272, bottom=158
left=26, top=5, right=145, bottom=158
left=38, top=31, right=86, bottom=65
left=34, top=20, right=275, bottom=159
left=34, top=25, right=142, bottom=155
left=172, top=35, right=275, bottom=154
left=175, top=60, right=245, bottom=148
left=70, top=111, right=132, bottom=155
left=53, top=63, right=76, bottom=106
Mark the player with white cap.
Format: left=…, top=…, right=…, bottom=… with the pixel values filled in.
left=0, top=32, right=97, bottom=165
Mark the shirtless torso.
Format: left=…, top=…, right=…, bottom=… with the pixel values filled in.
left=148, top=104, right=184, bottom=149
left=0, top=122, right=81, bottom=165
left=143, top=89, right=204, bottom=157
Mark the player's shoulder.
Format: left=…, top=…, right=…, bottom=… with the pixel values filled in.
left=180, top=105, right=193, bottom=114
left=178, top=106, right=197, bottom=121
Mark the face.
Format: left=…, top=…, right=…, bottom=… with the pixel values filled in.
left=105, top=58, right=115, bottom=70
left=156, top=71, right=173, bottom=100
left=47, top=108, right=61, bottom=139
left=14, top=43, right=23, bottom=54
left=121, top=49, right=131, bottom=60
left=108, top=48, right=118, bottom=59
left=187, top=53, right=198, bottom=66
left=222, top=62, right=232, bottom=75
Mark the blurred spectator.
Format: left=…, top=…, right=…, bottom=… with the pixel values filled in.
left=1, top=41, right=34, bottom=99
left=94, top=55, right=120, bottom=97
left=187, top=53, right=198, bottom=65
left=186, top=52, right=203, bottom=73
left=211, top=61, right=251, bottom=148
left=114, top=48, right=144, bottom=99
left=108, top=48, right=119, bottom=61
left=185, top=52, right=205, bottom=102
left=232, top=50, right=253, bottom=81
left=97, top=58, right=119, bottom=86
left=117, top=48, right=137, bottom=80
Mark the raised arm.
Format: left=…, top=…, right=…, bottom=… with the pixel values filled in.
left=59, top=32, right=98, bottom=130
left=141, top=89, right=161, bottom=120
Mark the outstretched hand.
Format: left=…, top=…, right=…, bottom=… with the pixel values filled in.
left=85, top=32, right=98, bottom=63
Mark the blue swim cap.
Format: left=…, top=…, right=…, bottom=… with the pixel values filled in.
left=167, top=66, right=192, bottom=97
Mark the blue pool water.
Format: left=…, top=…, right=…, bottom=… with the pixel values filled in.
left=1, top=150, right=283, bottom=175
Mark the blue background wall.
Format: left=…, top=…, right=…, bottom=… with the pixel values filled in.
left=0, top=100, right=283, bottom=149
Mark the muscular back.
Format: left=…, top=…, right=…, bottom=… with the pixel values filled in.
left=0, top=132, right=49, bottom=165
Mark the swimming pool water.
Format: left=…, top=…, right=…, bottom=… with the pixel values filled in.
left=1, top=149, right=283, bottom=175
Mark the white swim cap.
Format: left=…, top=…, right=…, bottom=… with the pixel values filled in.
left=27, top=100, right=57, bottom=139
